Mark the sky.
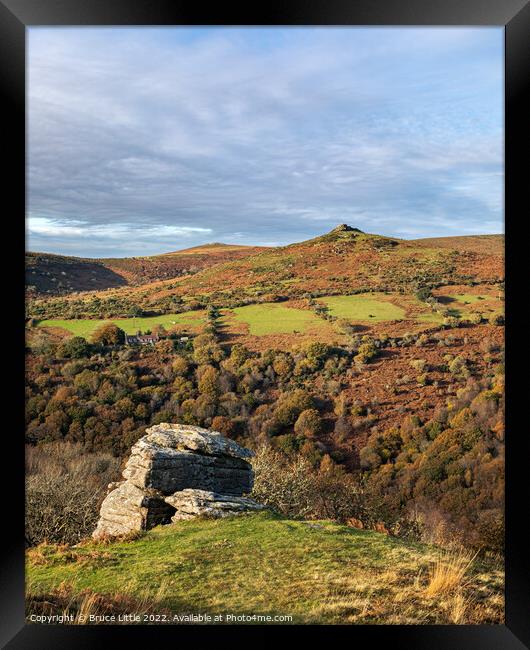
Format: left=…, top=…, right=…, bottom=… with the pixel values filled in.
left=27, top=27, right=504, bottom=258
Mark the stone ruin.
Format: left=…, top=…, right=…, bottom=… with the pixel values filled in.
left=93, top=423, right=264, bottom=539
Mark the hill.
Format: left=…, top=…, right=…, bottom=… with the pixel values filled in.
left=26, top=243, right=267, bottom=296
left=27, top=226, right=504, bottom=329
left=26, top=511, right=503, bottom=624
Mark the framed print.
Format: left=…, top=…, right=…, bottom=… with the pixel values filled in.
left=2, top=0, right=529, bottom=646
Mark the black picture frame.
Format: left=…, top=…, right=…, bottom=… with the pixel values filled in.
left=4, top=0, right=528, bottom=646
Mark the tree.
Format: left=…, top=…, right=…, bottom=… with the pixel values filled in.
left=197, top=365, right=220, bottom=400
left=273, top=389, right=314, bottom=428
left=294, top=409, right=323, bottom=439
left=211, top=415, right=235, bottom=437
left=172, top=356, right=189, bottom=376
left=152, top=324, right=167, bottom=337
left=58, top=336, right=92, bottom=359
left=90, top=323, right=125, bottom=346
left=229, top=344, right=252, bottom=369
left=127, top=305, right=144, bottom=317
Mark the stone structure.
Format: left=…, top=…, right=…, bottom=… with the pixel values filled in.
left=93, top=423, right=263, bottom=539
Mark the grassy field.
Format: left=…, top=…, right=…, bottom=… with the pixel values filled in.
left=227, top=303, right=323, bottom=336
left=449, top=294, right=489, bottom=304
left=319, top=294, right=406, bottom=322
left=37, top=311, right=205, bottom=338
left=26, top=512, right=503, bottom=625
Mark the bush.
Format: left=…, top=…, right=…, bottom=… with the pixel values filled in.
left=25, top=442, right=120, bottom=546
left=416, top=287, right=432, bottom=302
left=354, top=340, right=377, bottom=365
left=443, top=316, right=461, bottom=329
left=251, top=446, right=364, bottom=522
left=58, top=336, right=92, bottom=359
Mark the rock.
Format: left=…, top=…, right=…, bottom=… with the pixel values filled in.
left=92, top=482, right=175, bottom=539
left=166, top=489, right=265, bottom=521
left=93, top=424, right=262, bottom=539
left=122, top=425, right=253, bottom=496
left=330, top=224, right=363, bottom=234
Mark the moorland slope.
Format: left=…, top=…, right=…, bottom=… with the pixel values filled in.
left=26, top=243, right=267, bottom=296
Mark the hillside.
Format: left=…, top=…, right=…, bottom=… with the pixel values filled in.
left=411, top=234, right=504, bottom=254
left=26, top=252, right=128, bottom=295
left=26, top=243, right=267, bottom=296
left=27, top=226, right=504, bottom=328
left=26, top=511, right=503, bottom=624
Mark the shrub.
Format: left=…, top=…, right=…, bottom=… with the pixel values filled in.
left=354, top=340, right=378, bottom=365
left=272, top=354, right=294, bottom=378
left=251, top=445, right=363, bottom=522
left=58, top=336, right=92, bottom=359
left=443, top=316, right=461, bottom=329
left=416, top=287, right=432, bottom=302
left=489, top=313, right=504, bottom=326
left=25, top=442, right=120, bottom=546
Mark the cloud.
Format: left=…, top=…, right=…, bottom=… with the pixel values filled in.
left=27, top=216, right=212, bottom=257
left=27, top=27, right=503, bottom=256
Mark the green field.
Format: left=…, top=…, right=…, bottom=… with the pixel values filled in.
left=26, top=512, right=502, bottom=624
left=449, top=294, right=489, bottom=304
left=228, top=303, right=322, bottom=335
left=319, top=295, right=406, bottom=322
left=415, top=311, right=445, bottom=324
left=37, top=311, right=205, bottom=339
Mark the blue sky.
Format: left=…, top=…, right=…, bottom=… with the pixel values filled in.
left=27, top=27, right=503, bottom=258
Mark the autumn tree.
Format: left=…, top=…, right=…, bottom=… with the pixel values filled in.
left=294, top=409, right=323, bottom=439
left=90, top=323, right=125, bottom=346
left=197, top=365, right=220, bottom=400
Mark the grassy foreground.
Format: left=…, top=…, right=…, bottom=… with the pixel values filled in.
left=26, top=512, right=503, bottom=625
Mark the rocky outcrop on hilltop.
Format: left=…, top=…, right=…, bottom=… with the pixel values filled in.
left=93, top=423, right=264, bottom=539
left=331, top=224, right=363, bottom=233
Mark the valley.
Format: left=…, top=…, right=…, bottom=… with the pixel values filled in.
left=25, top=225, right=505, bottom=563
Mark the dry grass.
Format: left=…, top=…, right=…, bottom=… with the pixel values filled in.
left=27, top=579, right=174, bottom=625
left=424, top=548, right=477, bottom=598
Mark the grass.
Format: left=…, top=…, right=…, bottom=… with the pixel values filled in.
left=449, top=294, right=489, bottom=304
left=415, top=311, right=445, bottom=324
left=36, top=312, right=205, bottom=338
left=424, top=548, right=477, bottom=597
left=26, top=512, right=503, bottom=625
left=227, top=304, right=323, bottom=336
left=319, top=294, right=406, bottom=322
